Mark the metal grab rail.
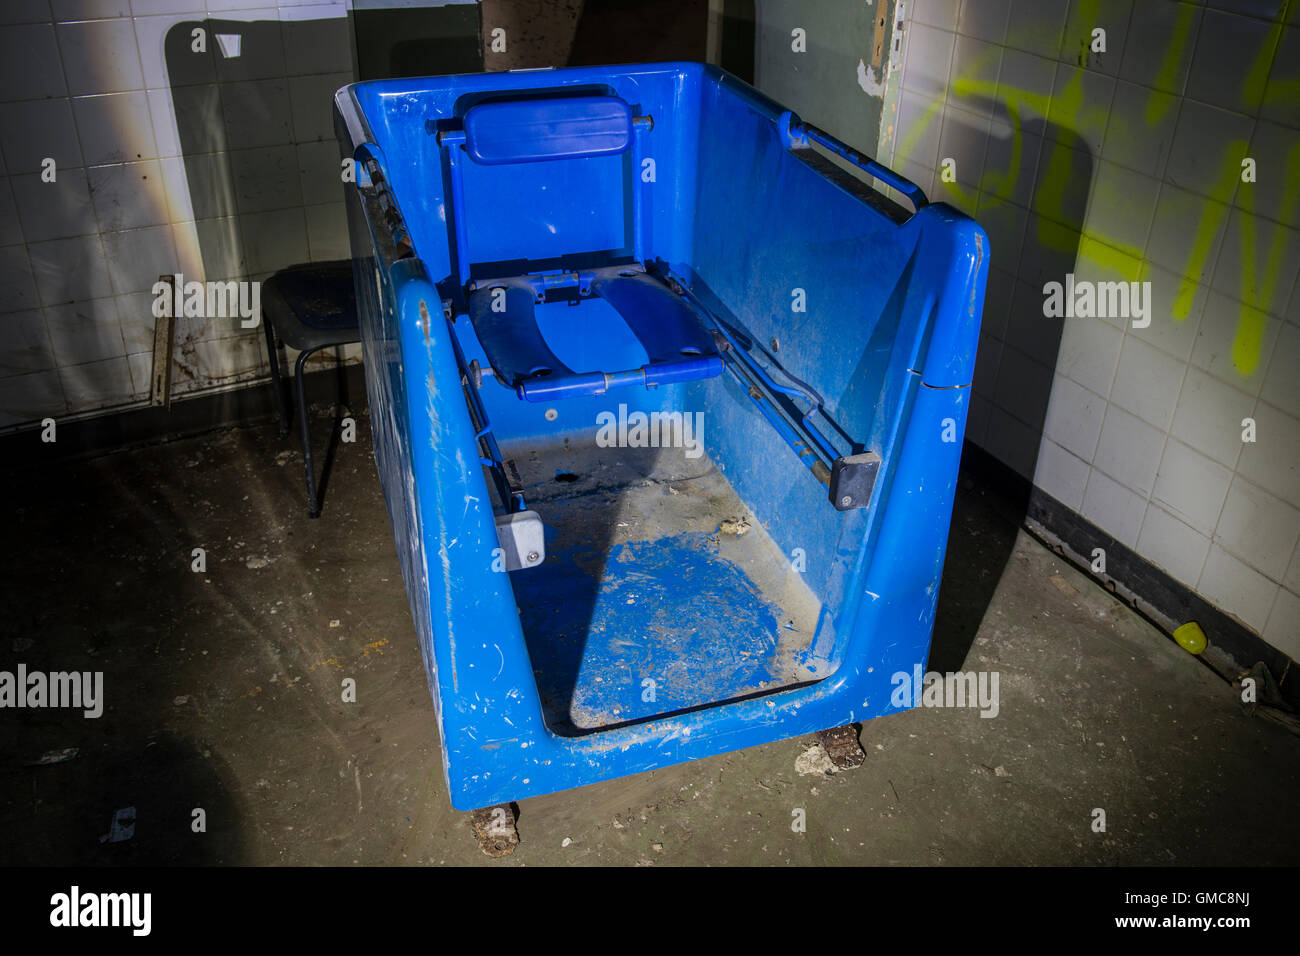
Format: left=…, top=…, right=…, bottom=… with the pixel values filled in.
left=785, top=118, right=929, bottom=213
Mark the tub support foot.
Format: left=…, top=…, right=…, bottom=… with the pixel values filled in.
left=469, top=803, right=520, bottom=858
left=817, top=724, right=866, bottom=770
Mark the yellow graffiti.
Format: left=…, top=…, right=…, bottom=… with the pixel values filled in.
left=1172, top=151, right=1240, bottom=322
left=1234, top=142, right=1300, bottom=373
left=1146, top=3, right=1197, bottom=125
left=892, top=0, right=1295, bottom=375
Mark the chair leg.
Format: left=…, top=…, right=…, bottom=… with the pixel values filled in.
left=296, top=348, right=321, bottom=518
left=263, top=320, right=289, bottom=437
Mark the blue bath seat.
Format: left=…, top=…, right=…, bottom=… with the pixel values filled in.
left=439, top=94, right=724, bottom=402
left=466, top=266, right=723, bottom=402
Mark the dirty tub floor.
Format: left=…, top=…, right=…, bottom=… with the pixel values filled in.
left=497, top=440, right=824, bottom=735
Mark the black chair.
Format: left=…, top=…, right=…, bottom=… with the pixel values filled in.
left=261, top=260, right=361, bottom=518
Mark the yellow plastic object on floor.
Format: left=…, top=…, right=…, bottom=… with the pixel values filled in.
left=1174, top=621, right=1208, bottom=655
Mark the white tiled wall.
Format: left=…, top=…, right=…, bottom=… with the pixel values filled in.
left=0, top=0, right=357, bottom=429
left=887, top=0, right=1300, bottom=660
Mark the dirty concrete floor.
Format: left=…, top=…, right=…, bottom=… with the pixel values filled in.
left=3, top=407, right=1299, bottom=866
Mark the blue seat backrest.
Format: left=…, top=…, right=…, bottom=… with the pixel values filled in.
left=462, top=96, right=632, bottom=165
left=442, top=93, right=647, bottom=288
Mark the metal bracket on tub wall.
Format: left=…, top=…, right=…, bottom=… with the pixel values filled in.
left=829, top=451, right=882, bottom=511
left=494, top=510, right=544, bottom=571
left=357, top=152, right=414, bottom=263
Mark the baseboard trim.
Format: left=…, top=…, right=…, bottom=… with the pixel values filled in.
left=959, top=441, right=1296, bottom=712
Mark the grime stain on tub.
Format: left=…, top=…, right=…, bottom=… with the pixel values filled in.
left=511, top=532, right=805, bottom=733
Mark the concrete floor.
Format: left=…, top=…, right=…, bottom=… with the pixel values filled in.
left=3, top=404, right=1299, bottom=866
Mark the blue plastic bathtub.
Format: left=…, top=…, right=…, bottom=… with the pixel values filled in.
left=334, top=62, right=987, bottom=810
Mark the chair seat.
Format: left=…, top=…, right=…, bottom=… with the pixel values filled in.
left=467, top=267, right=724, bottom=402
left=262, top=260, right=361, bottom=352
